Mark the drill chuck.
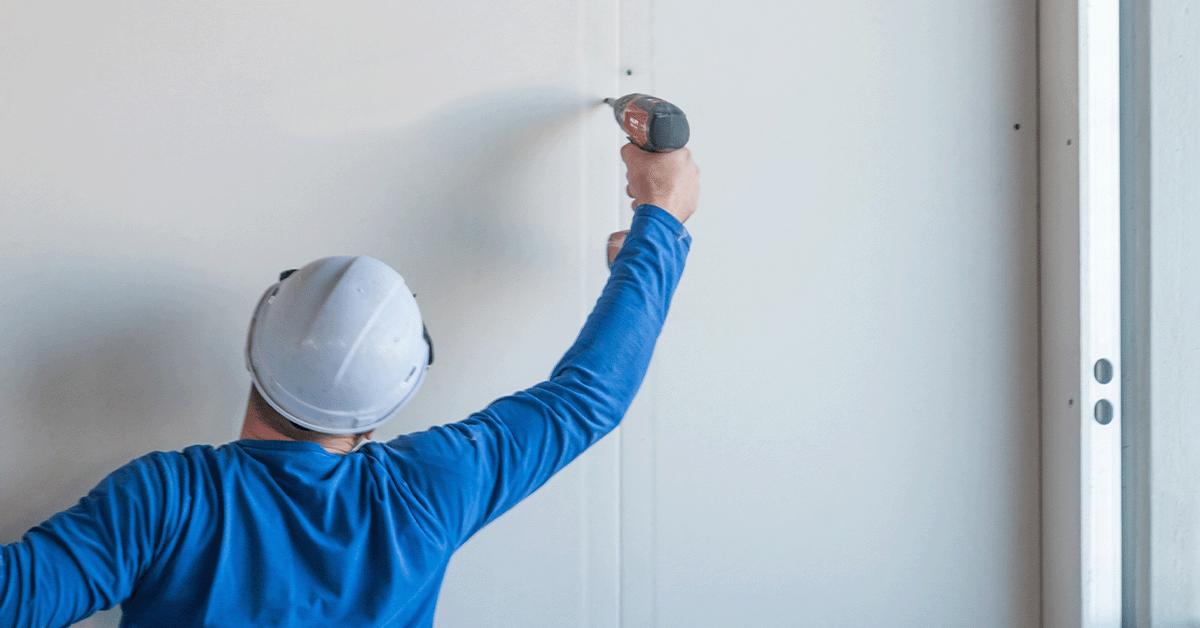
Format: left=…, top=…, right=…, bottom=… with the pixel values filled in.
left=605, top=93, right=689, bottom=152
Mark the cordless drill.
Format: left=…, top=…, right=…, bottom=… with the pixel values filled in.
left=604, top=93, right=690, bottom=153
left=604, top=93, right=690, bottom=265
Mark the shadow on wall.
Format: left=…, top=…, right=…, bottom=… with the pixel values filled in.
left=265, top=85, right=596, bottom=280
left=0, top=259, right=245, bottom=542
left=0, top=88, right=598, bottom=544
left=254, top=87, right=607, bottom=426
left=364, top=90, right=606, bottom=422
left=394, top=89, right=594, bottom=274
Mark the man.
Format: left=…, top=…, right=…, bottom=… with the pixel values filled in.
left=0, top=143, right=699, bottom=627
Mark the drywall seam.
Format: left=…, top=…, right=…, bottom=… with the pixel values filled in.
left=616, top=1, right=656, bottom=626
left=581, top=1, right=624, bottom=627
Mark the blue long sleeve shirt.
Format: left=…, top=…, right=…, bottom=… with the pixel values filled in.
left=0, top=205, right=691, bottom=628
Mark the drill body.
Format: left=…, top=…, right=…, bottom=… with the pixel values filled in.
left=604, top=94, right=690, bottom=153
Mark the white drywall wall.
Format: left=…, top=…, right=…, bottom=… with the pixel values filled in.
left=641, top=2, right=1040, bottom=626
left=0, top=3, right=623, bottom=627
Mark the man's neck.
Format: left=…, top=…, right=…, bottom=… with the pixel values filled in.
left=239, top=389, right=366, bottom=455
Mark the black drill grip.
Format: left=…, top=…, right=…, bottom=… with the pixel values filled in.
left=607, top=93, right=690, bottom=153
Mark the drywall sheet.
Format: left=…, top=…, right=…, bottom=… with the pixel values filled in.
left=638, top=1, right=1041, bottom=627
left=0, top=3, right=623, bottom=626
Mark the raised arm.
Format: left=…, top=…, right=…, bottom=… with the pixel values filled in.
left=0, top=453, right=180, bottom=628
left=386, top=145, right=700, bottom=546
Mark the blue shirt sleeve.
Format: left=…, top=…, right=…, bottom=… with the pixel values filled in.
left=386, top=205, right=691, bottom=546
left=0, top=452, right=181, bottom=628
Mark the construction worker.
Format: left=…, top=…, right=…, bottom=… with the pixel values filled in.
left=0, top=142, right=699, bottom=627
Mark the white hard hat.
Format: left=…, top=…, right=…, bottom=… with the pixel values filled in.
left=245, top=255, right=432, bottom=434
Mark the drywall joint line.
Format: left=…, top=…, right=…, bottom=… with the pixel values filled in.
left=616, top=1, right=656, bottom=626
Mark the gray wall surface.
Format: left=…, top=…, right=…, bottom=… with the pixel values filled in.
left=1123, top=0, right=1200, bottom=625
left=645, top=2, right=1040, bottom=626
left=0, top=2, right=1040, bottom=627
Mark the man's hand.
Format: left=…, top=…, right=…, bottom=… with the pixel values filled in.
left=621, top=143, right=700, bottom=224
left=607, top=144, right=699, bottom=266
